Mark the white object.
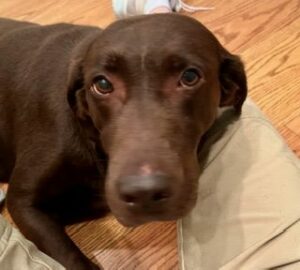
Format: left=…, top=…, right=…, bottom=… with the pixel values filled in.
left=0, top=189, right=5, bottom=205
left=112, top=0, right=214, bottom=18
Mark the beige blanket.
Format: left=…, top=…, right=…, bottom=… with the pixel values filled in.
left=179, top=99, right=300, bottom=270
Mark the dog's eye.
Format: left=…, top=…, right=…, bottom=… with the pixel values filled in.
left=179, top=68, right=201, bottom=87
left=92, top=76, right=113, bottom=95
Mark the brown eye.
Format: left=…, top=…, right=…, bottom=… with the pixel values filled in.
left=92, top=76, right=113, bottom=95
left=179, top=68, right=201, bottom=87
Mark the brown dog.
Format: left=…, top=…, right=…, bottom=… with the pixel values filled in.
left=0, top=14, right=247, bottom=269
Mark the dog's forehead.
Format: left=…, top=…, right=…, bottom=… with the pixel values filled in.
left=88, top=14, right=220, bottom=70
left=100, top=14, right=218, bottom=51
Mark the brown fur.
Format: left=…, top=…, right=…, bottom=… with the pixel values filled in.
left=0, top=14, right=247, bottom=269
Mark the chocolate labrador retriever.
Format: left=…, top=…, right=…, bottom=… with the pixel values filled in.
left=0, top=14, right=247, bottom=269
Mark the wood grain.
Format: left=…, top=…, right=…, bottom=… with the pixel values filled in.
left=0, top=0, right=299, bottom=269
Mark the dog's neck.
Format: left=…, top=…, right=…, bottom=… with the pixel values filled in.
left=197, top=106, right=240, bottom=168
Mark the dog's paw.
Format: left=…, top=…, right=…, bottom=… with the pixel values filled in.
left=88, top=263, right=102, bottom=270
left=90, top=261, right=103, bottom=270
left=68, top=258, right=103, bottom=270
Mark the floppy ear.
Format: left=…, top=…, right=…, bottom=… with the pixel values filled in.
left=66, top=35, right=101, bottom=141
left=67, top=31, right=101, bottom=119
left=219, top=51, right=248, bottom=114
left=67, top=58, right=100, bottom=141
left=67, top=58, right=89, bottom=120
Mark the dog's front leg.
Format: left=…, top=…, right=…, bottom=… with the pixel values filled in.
left=6, top=167, right=102, bottom=270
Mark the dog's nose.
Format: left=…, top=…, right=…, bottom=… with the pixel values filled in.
left=118, top=174, right=172, bottom=207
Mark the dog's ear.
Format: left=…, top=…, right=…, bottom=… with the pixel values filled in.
left=67, top=32, right=99, bottom=120
left=67, top=57, right=99, bottom=141
left=67, top=57, right=88, bottom=120
left=67, top=34, right=101, bottom=140
left=219, top=50, right=248, bottom=113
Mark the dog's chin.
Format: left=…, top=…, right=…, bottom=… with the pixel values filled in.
left=115, top=216, right=170, bottom=228
left=108, top=189, right=198, bottom=227
left=113, top=210, right=189, bottom=228
left=114, top=216, right=144, bottom=227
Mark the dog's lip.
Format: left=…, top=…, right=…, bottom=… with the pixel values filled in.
left=109, top=196, right=193, bottom=226
left=114, top=210, right=183, bottom=227
left=115, top=215, right=144, bottom=227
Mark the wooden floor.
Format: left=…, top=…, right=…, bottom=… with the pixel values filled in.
left=0, top=0, right=299, bottom=269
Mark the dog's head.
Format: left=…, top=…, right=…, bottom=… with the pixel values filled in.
left=68, top=14, right=247, bottom=226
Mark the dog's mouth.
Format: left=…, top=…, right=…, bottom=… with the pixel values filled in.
left=114, top=213, right=168, bottom=227
left=101, top=129, right=202, bottom=226
left=106, top=180, right=198, bottom=227
left=113, top=208, right=187, bottom=227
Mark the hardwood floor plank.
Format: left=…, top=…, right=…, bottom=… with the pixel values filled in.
left=193, top=0, right=300, bottom=52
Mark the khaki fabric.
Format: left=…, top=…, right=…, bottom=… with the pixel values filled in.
left=0, top=215, right=65, bottom=270
left=178, top=99, right=300, bottom=270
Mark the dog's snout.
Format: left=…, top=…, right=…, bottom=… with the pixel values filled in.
left=118, top=174, right=172, bottom=207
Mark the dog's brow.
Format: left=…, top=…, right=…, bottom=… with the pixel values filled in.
left=103, top=53, right=123, bottom=71
left=163, top=54, right=189, bottom=71
left=168, top=55, right=187, bottom=67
